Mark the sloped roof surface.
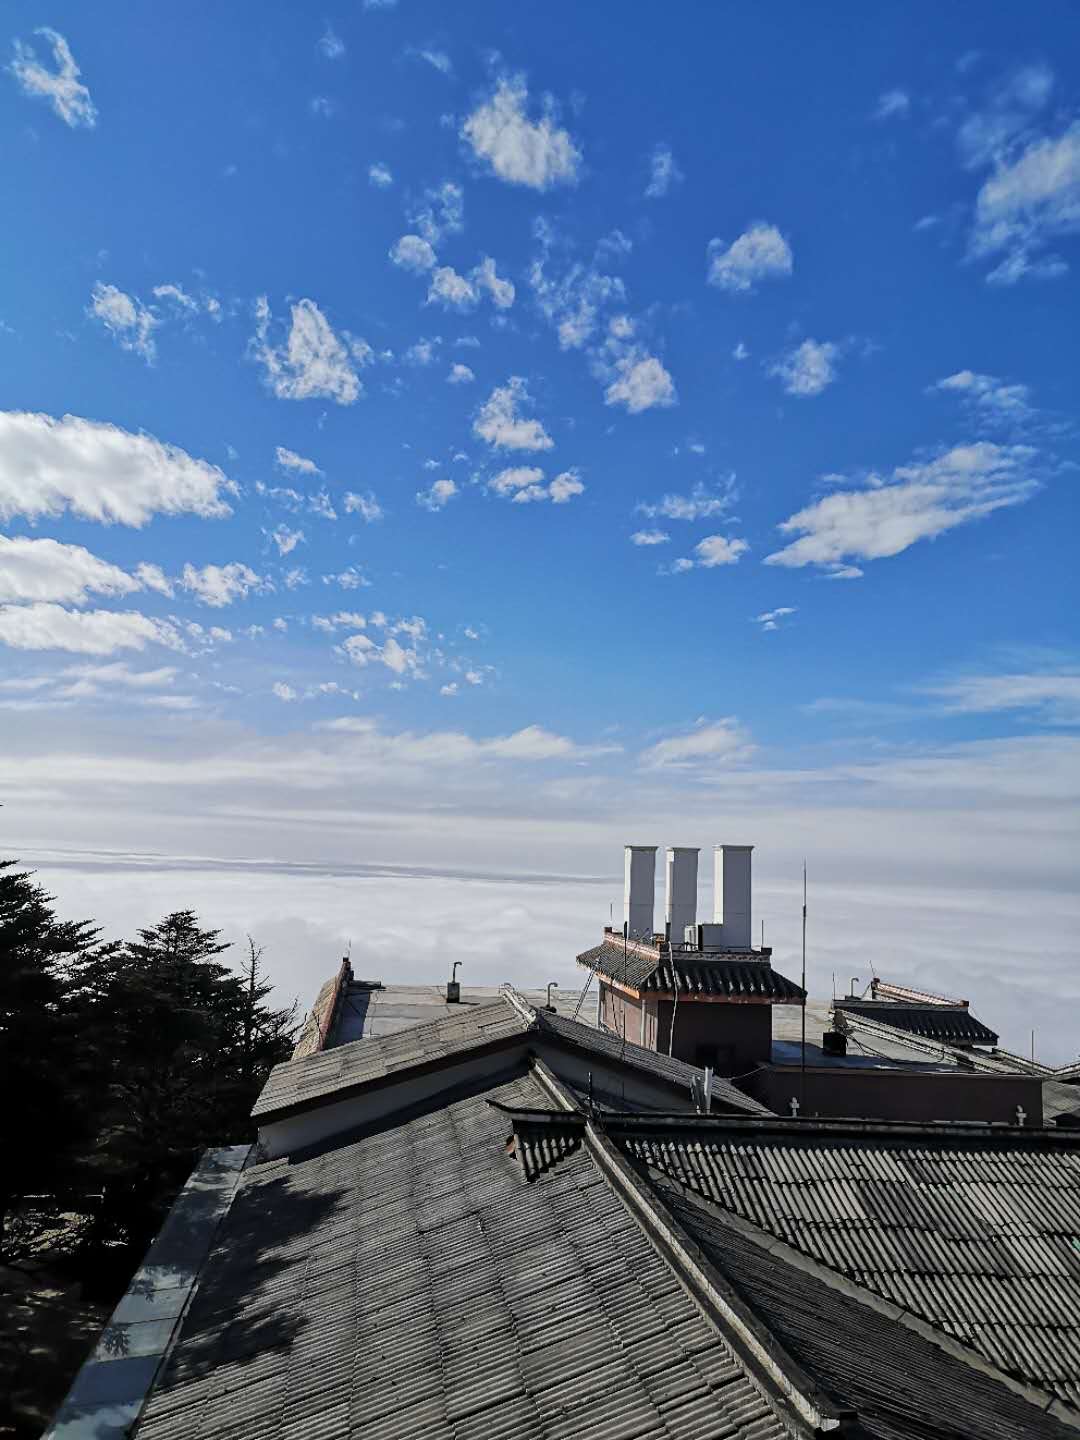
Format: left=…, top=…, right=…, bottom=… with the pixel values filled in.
left=257, top=991, right=771, bottom=1123
left=836, top=1000, right=999, bottom=1046
left=616, top=1120, right=1080, bottom=1409
left=254, top=997, right=526, bottom=1118
left=532, top=1005, right=771, bottom=1115
left=650, top=1175, right=1079, bottom=1440
left=134, top=1071, right=789, bottom=1440
left=645, top=956, right=805, bottom=1000
left=577, top=939, right=804, bottom=1000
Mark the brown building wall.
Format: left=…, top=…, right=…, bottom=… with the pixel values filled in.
left=747, top=1065, right=1044, bottom=1125
left=657, top=1001, right=773, bottom=1072
left=598, top=981, right=643, bottom=1044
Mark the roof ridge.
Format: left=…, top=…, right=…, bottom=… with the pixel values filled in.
left=653, top=1170, right=1080, bottom=1433
left=528, top=1060, right=851, bottom=1437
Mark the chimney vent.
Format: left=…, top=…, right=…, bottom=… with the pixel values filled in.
left=665, top=847, right=699, bottom=941
left=713, top=844, right=753, bottom=950
left=624, top=846, right=658, bottom=941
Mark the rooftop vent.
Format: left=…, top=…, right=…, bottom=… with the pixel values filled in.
left=713, top=844, right=753, bottom=950
left=624, top=845, right=657, bottom=942
left=665, top=847, right=699, bottom=941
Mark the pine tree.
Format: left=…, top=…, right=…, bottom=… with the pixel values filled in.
left=80, top=913, right=296, bottom=1247
left=0, top=862, right=110, bottom=1258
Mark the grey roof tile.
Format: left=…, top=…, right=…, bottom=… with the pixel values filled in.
left=615, top=1118, right=1080, bottom=1414
left=654, top=1177, right=1079, bottom=1440
left=134, top=1071, right=787, bottom=1440
left=835, top=1000, right=999, bottom=1046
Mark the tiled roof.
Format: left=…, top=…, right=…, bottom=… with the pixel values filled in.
left=575, top=940, right=659, bottom=988
left=645, top=956, right=805, bottom=999
left=615, top=1117, right=1080, bottom=1411
left=577, top=939, right=805, bottom=1001
left=254, top=997, right=526, bottom=1118
left=532, top=1006, right=771, bottom=1115
left=835, top=1000, right=999, bottom=1046
left=134, top=1071, right=790, bottom=1440
left=257, top=990, right=771, bottom=1123
left=653, top=1176, right=1080, bottom=1440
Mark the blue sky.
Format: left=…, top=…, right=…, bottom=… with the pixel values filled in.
left=2, top=4, right=1079, bottom=1056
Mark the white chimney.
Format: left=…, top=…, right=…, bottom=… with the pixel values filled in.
left=624, top=846, right=657, bottom=941
left=713, top=844, right=753, bottom=949
left=665, top=847, right=699, bottom=940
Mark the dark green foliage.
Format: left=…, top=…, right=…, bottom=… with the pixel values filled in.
left=0, top=862, right=114, bottom=1255
left=0, top=865, right=297, bottom=1258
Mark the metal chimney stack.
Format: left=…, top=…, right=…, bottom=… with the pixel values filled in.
left=665, top=847, right=699, bottom=941
left=713, top=844, right=753, bottom=949
left=624, top=846, right=657, bottom=941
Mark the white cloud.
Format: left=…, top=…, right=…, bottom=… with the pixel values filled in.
left=631, top=529, right=670, bottom=546
left=931, top=370, right=1034, bottom=424
left=390, top=234, right=438, bottom=272
left=57, top=661, right=179, bottom=697
left=489, top=466, right=542, bottom=498
left=275, top=446, right=321, bottom=475
left=0, top=535, right=140, bottom=605
left=417, top=478, right=458, bottom=511
left=874, top=89, right=910, bottom=120
left=88, top=283, right=158, bottom=363
left=472, top=256, right=515, bottom=309
left=344, top=491, right=383, bottom=522
left=707, top=222, right=793, bottom=293
left=310, top=96, right=336, bottom=119
left=528, top=225, right=625, bottom=350
left=269, top=525, right=304, bottom=556
left=768, top=338, right=839, bottom=397
left=970, top=122, right=1080, bottom=284
left=283, top=568, right=308, bottom=589
left=0, top=604, right=180, bottom=655
left=135, top=562, right=173, bottom=597
left=926, top=670, right=1080, bottom=725
left=323, top=566, right=370, bottom=590
left=645, top=144, right=683, bottom=198
left=765, top=441, right=1040, bottom=572
left=251, top=296, right=365, bottom=405
left=404, top=337, right=441, bottom=367
left=637, top=480, right=735, bottom=521
left=474, top=377, right=553, bottom=451
left=640, top=719, right=753, bottom=770
left=604, top=352, right=676, bottom=413
left=447, top=363, right=475, bottom=385
left=440, top=682, right=459, bottom=697
left=318, top=23, right=345, bottom=59
left=10, top=27, right=96, bottom=128
left=462, top=75, right=581, bottom=190
left=427, top=266, right=478, bottom=311
left=369, top=162, right=394, bottom=188
left=489, top=467, right=584, bottom=505
left=181, top=562, right=265, bottom=607
left=417, top=48, right=452, bottom=75
left=754, top=606, right=796, bottom=632
left=548, top=471, right=584, bottom=504
left=0, top=412, right=233, bottom=527
left=272, top=681, right=299, bottom=702
left=408, top=180, right=464, bottom=247
left=694, top=535, right=750, bottom=567
left=151, top=283, right=220, bottom=321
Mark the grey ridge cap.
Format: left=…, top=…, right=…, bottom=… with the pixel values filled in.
left=42, top=1144, right=250, bottom=1440
left=528, top=1059, right=849, bottom=1437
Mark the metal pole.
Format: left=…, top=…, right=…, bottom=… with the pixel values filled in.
left=800, top=862, right=807, bottom=1116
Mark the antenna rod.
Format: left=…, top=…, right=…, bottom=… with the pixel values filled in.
left=800, top=861, right=807, bottom=1115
